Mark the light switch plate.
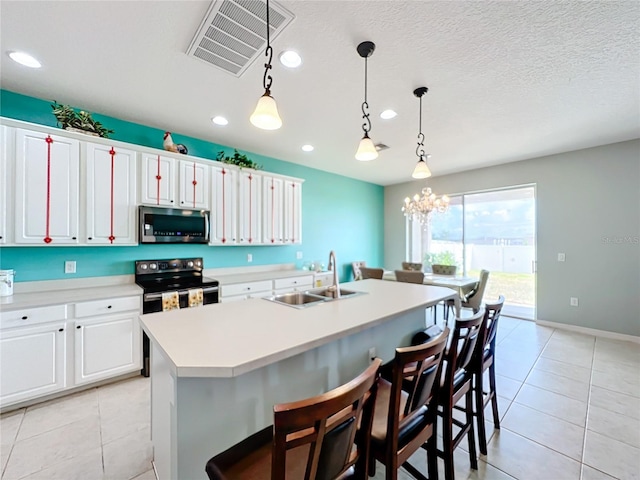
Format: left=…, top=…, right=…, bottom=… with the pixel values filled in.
left=557, top=253, right=566, bottom=262
left=247, top=254, right=253, bottom=263
left=65, top=261, right=76, bottom=274
left=570, top=297, right=579, bottom=307
left=296, top=251, right=303, bottom=260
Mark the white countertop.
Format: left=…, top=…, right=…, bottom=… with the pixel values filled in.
left=0, top=284, right=142, bottom=310
left=139, top=279, right=456, bottom=378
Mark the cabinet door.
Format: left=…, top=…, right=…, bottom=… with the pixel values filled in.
left=284, top=180, right=302, bottom=244
left=0, top=322, right=66, bottom=407
left=14, top=129, right=80, bottom=244
left=74, top=313, right=141, bottom=385
left=0, top=126, right=8, bottom=244
left=140, top=153, right=176, bottom=206
left=238, top=170, right=261, bottom=244
left=210, top=165, right=238, bottom=244
left=85, top=143, right=137, bottom=244
left=262, top=175, right=284, bottom=244
left=179, top=160, right=209, bottom=209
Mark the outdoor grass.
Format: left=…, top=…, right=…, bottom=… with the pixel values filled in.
left=468, top=270, right=535, bottom=306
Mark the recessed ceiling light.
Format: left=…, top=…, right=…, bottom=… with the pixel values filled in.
left=279, top=50, right=302, bottom=68
left=8, top=51, right=41, bottom=68
left=380, top=109, right=397, bottom=119
left=301, top=144, right=314, bottom=152
left=211, top=116, right=228, bottom=126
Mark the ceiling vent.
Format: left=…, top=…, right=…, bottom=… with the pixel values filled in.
left=187, top=0, right=295, bottom=77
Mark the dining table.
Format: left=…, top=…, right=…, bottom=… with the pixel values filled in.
left=383, top=270, right=479, bottom=318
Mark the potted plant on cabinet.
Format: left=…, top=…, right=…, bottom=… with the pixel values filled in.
left=51, top=101, right=114, bottom=138
left=216, top=149, right=262, bottom=170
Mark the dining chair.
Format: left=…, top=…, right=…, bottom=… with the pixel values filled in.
left=369, top=329, right=449, bottom=480
left=205, top=359, right=382, bottom=480
left=437, top=309, right=484, bottom=480
left=472, top=295, right=505, bottom=455
left=359, top=266, right=384, bottom=280
left=394, top=270, right=425, bottom=284
left=401, top=262, right=423, bottom=272
left=444, top=270, right=490, bottom=320
left=431, top=264, right=457, bottom=275
left=352, top=261, right=367, bottom=280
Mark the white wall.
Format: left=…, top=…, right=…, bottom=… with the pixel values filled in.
left=385, top=140, right=640, bottom=337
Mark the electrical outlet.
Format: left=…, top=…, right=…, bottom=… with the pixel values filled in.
left=247, top=254, right=253, bottom=263
left=296, top=251, right=303, bottom=260
left=368, top=347, right=376, bottom=364
left=557, top=253, right=566, bottom=262
left=570, top=297, right=579, bottom=307
left=65, top=261, right=76, bottom=274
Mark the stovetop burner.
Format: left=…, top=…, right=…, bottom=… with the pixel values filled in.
left=134, top=257, right=218, bottom=293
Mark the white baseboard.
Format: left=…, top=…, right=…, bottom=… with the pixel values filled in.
left=536, top=319, right=640, bottom=344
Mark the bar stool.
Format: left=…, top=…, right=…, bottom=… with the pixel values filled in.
left=205, top=359, right=381, bottom=480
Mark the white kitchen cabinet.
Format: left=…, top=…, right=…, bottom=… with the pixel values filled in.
left=85, top=143, right=138, bottom=245
left=178, top=160, right=209, bottom=209
left=14, top=128, right=80, bottom=244
left=220, top=280, right=273, bottom=302
left=313, top=272, right=334, bottom=288
left=238, top=170, right=262, bottom=245
left=262, top=175, right=284, bottom=244
left=140, top=154, right=210, bottom=210
left=74, top=295, right=141, bottom=385
left=283, top=179, right=303, bottom=244
left=0, top=126, right=8, bottom=244
left=0, top=322, right=67, bottom=406
left=272, top=275, right=313, bottom=294
left=74, top=313, right=141, bottom=385
left=140, top=153, right=177, bottom=206
left=210, top=164, right=238, bottom=244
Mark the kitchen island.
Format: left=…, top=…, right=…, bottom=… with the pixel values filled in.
left=139, top=279, right=457, bottom=480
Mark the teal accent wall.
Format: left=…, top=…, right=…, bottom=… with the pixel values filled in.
left=0, top=90, right=384, bottom=283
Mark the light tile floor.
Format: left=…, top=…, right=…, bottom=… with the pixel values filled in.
left=1, top=317, right=638, bottom=480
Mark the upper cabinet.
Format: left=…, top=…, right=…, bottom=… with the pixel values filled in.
left=14, top=128, right=80, bottom=244
left=140, top=154, right=209, bottom=209
left=84, top=143, right=137, bottom=245
left=283, top=179, right=303, bottom=244
left=237, top=170, right=262, bottom=245
left=178, top=160, right=209, bottom=210
left=262, top=175, right=284, bottom=244
left=210, top=164, right=238, bottom=245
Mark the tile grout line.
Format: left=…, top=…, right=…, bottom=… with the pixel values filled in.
left=0, top=409, right=25, bottom=479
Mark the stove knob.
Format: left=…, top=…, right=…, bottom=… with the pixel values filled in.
left=187, top=261, right=194, bottom=268
left=150, top=263, right=158, bottom=270
left=195, top=260, right=201, bottom=267
left=140, top=264, right=148, bottom=270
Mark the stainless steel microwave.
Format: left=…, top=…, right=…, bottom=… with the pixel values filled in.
left=139, top=206, right=210, bottom=244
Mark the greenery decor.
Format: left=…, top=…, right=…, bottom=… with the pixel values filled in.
left=51, top=101, right=114, bottom=138
left=425, top=251, right=457, bottom=267
left=216, top=149, right=262, bottom=170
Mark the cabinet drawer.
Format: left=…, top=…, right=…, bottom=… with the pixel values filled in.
left=314, top=272, right=334, bottom=288
left=75, top=296, right=140, bottom=318
left=0, top=304, right=68, bottom=329
left=273, top=275, right=313, bottom=290
left=222, top=281, right=272, bottom=298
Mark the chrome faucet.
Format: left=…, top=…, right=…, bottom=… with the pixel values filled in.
left=327, top=250, right=341, bottom=299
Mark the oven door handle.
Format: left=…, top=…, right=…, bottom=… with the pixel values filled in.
left=143, top=286, right=219, bottom=302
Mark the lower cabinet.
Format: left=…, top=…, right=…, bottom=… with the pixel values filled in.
left=0, top=322, right=67, bottom=406
left=220, top=280, right=273, bottom=302
left=74, top=313, right=141, bottom=385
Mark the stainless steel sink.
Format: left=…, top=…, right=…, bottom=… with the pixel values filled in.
left=307, top=287, right=366, bottom=300
left=264, top=292, right=328, bottom=309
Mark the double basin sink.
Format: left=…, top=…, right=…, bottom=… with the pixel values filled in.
left=264, top=287, right=365, bottom=309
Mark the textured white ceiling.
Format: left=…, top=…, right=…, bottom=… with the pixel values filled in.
left=1, top=0, right=638, bottom=186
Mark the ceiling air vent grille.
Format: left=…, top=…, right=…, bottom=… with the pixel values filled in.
left=187, top=0, right=294, bottom=77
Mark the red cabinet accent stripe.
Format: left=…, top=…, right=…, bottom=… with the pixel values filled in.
left=108, top=148, right=116, bottom=243
left=43, top=136, right=53, bottom=243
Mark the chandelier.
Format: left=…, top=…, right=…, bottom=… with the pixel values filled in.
left=402, top=187, right=450, bottom=224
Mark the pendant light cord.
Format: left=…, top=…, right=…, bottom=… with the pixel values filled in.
left=262, top=0, right=273, bottom=95
left=361, top=56, right=371, bottom=134
left=416, top=94, right=425, bottom=158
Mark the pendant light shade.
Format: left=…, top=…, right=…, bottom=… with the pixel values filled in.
left=355, top=41, right=377, bottom=161
left=250, top=93, right=282, bottom=130
left=251, top=0, right=281, bottom=130
left=355, top=133, right=378, bottom=161
left=412, top=156, right=432, bottom=178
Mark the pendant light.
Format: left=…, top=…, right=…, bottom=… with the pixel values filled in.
left=412, top=87, right=432, bottom=179
left=250, top=0, right=282, bottom=130
left=355, top=41, right=378, bottom=161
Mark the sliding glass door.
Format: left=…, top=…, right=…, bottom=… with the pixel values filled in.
left=408, top=185, right=536, bottom=319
